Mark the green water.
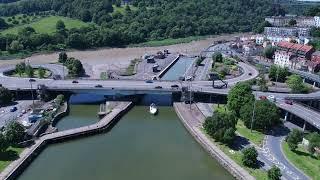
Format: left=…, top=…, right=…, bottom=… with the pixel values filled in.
left=18, top=106, right=233, bottom=180
left=161, top=57, right=194, bottom=80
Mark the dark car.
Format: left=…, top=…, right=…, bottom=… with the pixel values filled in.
left=95, top=84, right=103, bottom=88
left=171, top=84, right=179, bottom=88
left=72, top=80, right=79, bottom=84
left=248, top=73, right=252, bottom=76
left=10, top=106, right=17, bottom=112
left=155, top=86, right=162, bottom=89
left=29, top=79, right=36, bottom=82
left=285, top=100, right=293, bottom=105
left=145, top=80, right=153, bottom=83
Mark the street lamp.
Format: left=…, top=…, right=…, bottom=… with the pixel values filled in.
left=29, top=79, right=35, bottom=109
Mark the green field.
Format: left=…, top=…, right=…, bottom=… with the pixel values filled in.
left=1, top=16, right=89, bottom=35
left=0, top=147, right=24, bottom=172
left=282, top=142, right=319, bottom=179
left=236, top=120, right=265, bottom=146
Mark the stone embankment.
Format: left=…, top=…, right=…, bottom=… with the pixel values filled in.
left=173, top=102, right=255, bottom=180
left=0, top=101, right=133, bottom=180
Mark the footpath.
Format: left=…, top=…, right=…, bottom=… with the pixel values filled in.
left=0, top=101, right=133, bottom=180
left=173, top=102, right=255, bottom=180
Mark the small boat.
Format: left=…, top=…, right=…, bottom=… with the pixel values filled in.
left=149, top=103, right=158, bottom=115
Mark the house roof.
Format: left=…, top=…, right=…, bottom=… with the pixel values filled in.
left=277, top=41, right=314, bottom=53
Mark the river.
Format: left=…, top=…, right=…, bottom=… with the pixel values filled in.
left=17, top=105, right=233, bottom=180
left=161, top=56, right=195, bottom=80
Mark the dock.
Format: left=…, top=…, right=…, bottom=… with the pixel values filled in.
left=0, top=101, right=133, bottom=180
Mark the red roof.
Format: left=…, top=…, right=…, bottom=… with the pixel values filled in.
left=277, top=41, right=314, bottom=53
left=312, top=53, right=320, bottom=64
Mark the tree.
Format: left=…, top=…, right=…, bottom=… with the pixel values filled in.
left=58, top=52, right=68, bottom=63
left=257, top=75, right=268, bottom=92
left=268, top=165, right=282, bottom=180
left=15, top=62, right=26, bottom=77
left=240, top=100, right=280, bottom=132
left=0, top=133, right=9, bottom=152
left=25, top=64, right=34, bottom=77
left=254, top=21, right=272, bottom=33
left=8, top=40, right=23, bottom=54
left=55, top=94, right=64, bottom=105
left=269, top=65, right=289, bottom=83
left=0, top=17, right=8, bottom=30
left=242, top=146, right=258, bottom=167
left=115, top=0, right=121, bottom=7
left=286, top=129, right=303, bottom=151
left=227, top=82, right=254, bottom=116
left=56, top=20, right=65, bottom=31
left=203, top=111, right=237, bottom=145
left=5, top=121, right=25, bottom=145
left=38, top=66, right=46, bottom=78
left=263, top=46, right=276, bottom=59
left=288, top=19, right=297, bottom=26
left=212, top=52, right=223, bottom=63
left=286, top=75, right=309, bottom=93
left=0, top=87, right=12, bottom=105
left=306, top=132, right=320, bottom=154
left=64, top=57, right=85, bottom=77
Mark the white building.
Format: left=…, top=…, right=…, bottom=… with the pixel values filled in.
left=274, top=51, right=294, bottom=68
left=315, top=16, right=320, bottom=28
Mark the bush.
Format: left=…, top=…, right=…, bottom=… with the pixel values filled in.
left=242, top=146, right=258, bottom=167
left=268, top=165, right=282, bottom=180
left=5, top=121, right=25, bottom=145
left=286, top=75, right=310, bottom=93
left=212, top=52, right=223, bottom=63
left=286, top=129, right=303, bottom=151
left=227, top=82, right=254, bottom=116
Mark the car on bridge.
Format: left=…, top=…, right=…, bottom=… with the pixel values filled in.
left=29, top=79, right=36, bottom=82
left=171, top=84, right=179, bottom=89
left=267, top=95, right=276, bottom=102
left=285, top=99, right=293, bottom=105
left=145, top=80, right=153, bottom=83
left=95, top=84, right=103, bottom=88
left=155, top=86, right=162, bottom=89
left=72, top=80, right=78, bottom=84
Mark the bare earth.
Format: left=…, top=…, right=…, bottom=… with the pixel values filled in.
left=0, top=33, right=246, bottom=78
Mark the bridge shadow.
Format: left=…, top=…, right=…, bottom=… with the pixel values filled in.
left=267, top=125, right=291, bottom=137
left=1, top=101, right=18, bottom=108
left=230, top=135, right=250, bottom=151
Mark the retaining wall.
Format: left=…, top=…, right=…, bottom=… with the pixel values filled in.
left=157, top=55, right=180, bottom=79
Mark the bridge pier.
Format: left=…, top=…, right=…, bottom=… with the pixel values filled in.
left=303, top=120, right=306, bottom=132
left=303, top=78, right=305, bottom=83
left=313, top=81, right=316, bottom=88
left=284, top=111, right=289, bottom=121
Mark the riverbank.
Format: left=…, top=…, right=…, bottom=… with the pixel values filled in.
left=0, top=101, right=133, bottom=180
left=0, top=33, right=247, bottom=79
left=173, top=102, right=254, bottom=180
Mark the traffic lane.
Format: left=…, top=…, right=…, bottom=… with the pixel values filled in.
left=0, top=100, right=34, bottom=127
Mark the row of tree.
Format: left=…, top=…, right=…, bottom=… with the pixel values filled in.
left=58, top=52, right=85, bottom=77
left=0, top=0, right=283, bottom=55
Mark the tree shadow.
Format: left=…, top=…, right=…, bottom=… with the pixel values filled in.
left=266, top=125, right=291, bottom=137
left=0, top=150, right=19, bottom=161
left=229, top=135, right=250, bottom=151
left=292, top=149, right=318, bottom=160
left=1, top=101, right=18, bottom=108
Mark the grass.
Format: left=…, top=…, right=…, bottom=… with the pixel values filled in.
left=133, top=35, right=211, bottom=47
left=236, top=121, right=265, bottom=146
left=121, top=58, right=141, bottom=76
left=201, top=128, right=268, bottom=179
left=0, top=147, right=24, bottom=172
left=282, top=142, right=319, bottom=179
left=9, top=68, right=51, bottom=78
left=1, top=16, right=89, bottom=35
left=112, top=5, right=137, bottom=14
left=100, top=72, right=108, bottom=80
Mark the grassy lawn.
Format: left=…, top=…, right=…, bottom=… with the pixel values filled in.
left=236, top=121, right=265, bottom=146
left=282, top=142, right=319, bottom=179
left=201, top=128, right=268, bottom=179
left=133, top=35, right=210, bottom=47
left=100, top=72, right=108, bottom=80
left=0, top=147, right=24, bottom=172
left=9, top=68, right=51, bottom=78
left=1, top=16, right=89, bottom=35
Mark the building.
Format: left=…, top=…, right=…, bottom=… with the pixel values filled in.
left=315, top=16, right=320, bottom=28
left=274, top=41, right=315, bottom=70
left=311, top=51, right=320, bottom=72
left=264, top=27, right=310, bottom=37
left=265, top=16, right=317, bottom=27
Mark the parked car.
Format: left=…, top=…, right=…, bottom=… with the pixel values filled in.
left=248, top=73, right=252, bottom=76
left=259, top=96, right=267, bottom=100
left=145, top=80, right=153, bottom=83
left=267, top=95, right=276, bottom=102
left=29, top=79, right=36, bottom=82
left=285, top=100, right=293, bottom=105
left=72, top=80, right=79, bottom=84
left=95, top=84, right=103, bottom=88
left=10, top=106, right=17, bottom=112
left=155, top=86, right=162, bottom=89
left=171, top=84, right=179, bottom=88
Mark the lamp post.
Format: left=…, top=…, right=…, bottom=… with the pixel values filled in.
left=29, top=79, right=35, bottom=109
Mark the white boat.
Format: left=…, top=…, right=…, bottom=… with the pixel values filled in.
left=149, top=103, right=158, bottom=115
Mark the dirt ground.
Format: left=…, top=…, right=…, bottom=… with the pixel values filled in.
left=0, top=33, right=247, bottom=78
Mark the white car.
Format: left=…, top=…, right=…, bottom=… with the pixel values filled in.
left=267, top=95, right=276, bottom=102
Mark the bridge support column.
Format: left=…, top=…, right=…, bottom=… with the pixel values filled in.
left=284, top=111, right=289, bottom=121
left=303, top=121, right=306, bottom=132
left=303, top=78, right=305, bottom=83
left=313, top=81, right=316, bottom=88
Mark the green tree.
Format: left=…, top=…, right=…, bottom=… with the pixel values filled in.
left=269, top=65, right=289, bottom=83
left=38, top=66, right=46, bottom=78
left=242, top=146, right=258, bottom=167
left=5, top=121, right=25, bottom=145
left=288, top=19, right=297, bottom=26
left=286, top=129, right=303, bottom=151
left=0, top=17, right=8, bottom=30
left=212, top=52, right=223, bottom=63
left=286, top=75, right=309, bottom=93
left=257, top=75, right=268, bottom=92
left=227, top=82, right=254, bottom=116
left=58, top=52, right=68, bottom=63
left=8, top=40, right=23, bottom=54
left=240, top=100, right=280, bottom=132
left=55, top=94, right=65, bottom=106
left=268, top=165, right=282, bottom=180
left=254, top=21, right=272, bottom=33
left=306, top=132, right=320, bottom=154
left=115, top=0, right=121, bottom=7
left=263, top=46, right=276, bottom=59
left=56, top=20, right=65, bottom=31
left=0, top=87, right=12, bottom=105
left=0, top=133, right=9, bottom=152
left=203, top=111, right=237, bottom=145
left=15, top=62, right=26, bottom=77
left=25, top=65, right=34, bottom=77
